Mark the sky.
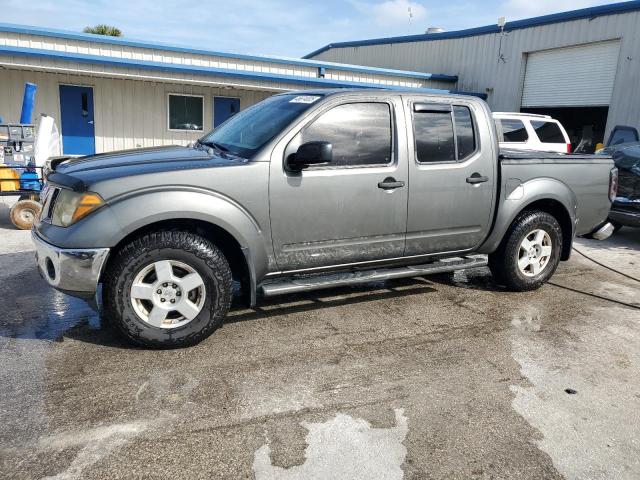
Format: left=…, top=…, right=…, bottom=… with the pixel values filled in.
left=0, top=0, right=617, bottom=58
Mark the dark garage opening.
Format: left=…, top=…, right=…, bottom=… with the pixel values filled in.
left=521, top=106, right=609, bottom=153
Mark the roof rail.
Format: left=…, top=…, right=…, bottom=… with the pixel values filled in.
left=493, top=112, right=552, bottom=119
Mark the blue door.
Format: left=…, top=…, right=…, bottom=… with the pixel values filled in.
left=213, top=97, right=240, bottom=128
left=59, top=85, right=95, bottom=155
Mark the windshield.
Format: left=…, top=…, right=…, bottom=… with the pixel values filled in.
left=200, top=94, right=324, bottom=158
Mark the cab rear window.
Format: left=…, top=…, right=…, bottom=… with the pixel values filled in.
left=531, top=121, right=565, bottom=144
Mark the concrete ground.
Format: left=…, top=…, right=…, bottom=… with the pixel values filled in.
left=1, top=197, right=639, bottom=480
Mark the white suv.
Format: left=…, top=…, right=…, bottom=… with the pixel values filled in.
left=493, top=112, right=571, bottom=153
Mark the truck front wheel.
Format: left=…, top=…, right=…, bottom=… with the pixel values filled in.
left=489, top=211, right=562, bottom=291
left=103, top=230, right=232, bottom=348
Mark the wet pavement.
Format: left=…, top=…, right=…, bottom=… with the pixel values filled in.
left=1, top=199, right=639, bottom=479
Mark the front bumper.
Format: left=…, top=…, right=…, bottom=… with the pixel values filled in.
left=32, top=230, right=110, bottom=299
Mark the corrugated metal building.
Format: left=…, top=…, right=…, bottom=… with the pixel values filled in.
left=0, top=23, right=457, bottom=155
left=306, top=1, right=640, bottom=147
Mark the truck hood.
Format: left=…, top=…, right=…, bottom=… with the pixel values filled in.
left=47, top=145, right=250, bottom=192
left=54, top=145, right=237, bottom=175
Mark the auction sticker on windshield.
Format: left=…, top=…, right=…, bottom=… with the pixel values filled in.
left=289, top=95, right=321, bottom=104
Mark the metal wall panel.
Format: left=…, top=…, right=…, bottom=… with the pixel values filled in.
left=311, top=11, right=640, bottom=136
left=521, top=40, right=621, bottom=107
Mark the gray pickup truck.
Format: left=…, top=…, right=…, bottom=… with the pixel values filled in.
left=33, top=90, right=617, bottom=348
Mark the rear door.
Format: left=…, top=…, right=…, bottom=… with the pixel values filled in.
left=404, top=97, right=496, bottom=256
left=269, top=96, right=408, bottom=271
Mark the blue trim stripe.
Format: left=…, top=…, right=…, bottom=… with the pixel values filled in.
left=304, top=0, right=640, bottom=58
left=0, top=44, right=453, bottom=93
left=0, top=22, right=456, bottom=83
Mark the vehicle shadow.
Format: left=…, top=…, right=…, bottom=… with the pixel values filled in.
left=67, top=278, right=438, bottom=348
left=225, top=277, right=437, bottom=325
left=0, top=252, right=438, bottom=348
left=428, top=267, right=505, bottom=292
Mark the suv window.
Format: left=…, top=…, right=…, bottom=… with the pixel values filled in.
left=499, top=119, right=528, bottom=142
left=453, top=106, right=476, bottom=160
left=414, top=111, right=456, bottom=163
left=531, top=120, right=565, bottom=143
left=300, top=102, right=392, bottom=167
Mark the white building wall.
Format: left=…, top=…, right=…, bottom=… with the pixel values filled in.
left=0, top=30, right=452, bottom=90
left=0, top=68, right=272, bottom=153
left=310, top=11, right=640, bottom=135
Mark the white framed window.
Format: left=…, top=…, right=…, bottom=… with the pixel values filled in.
left=167, top=93, right=204, bottom=131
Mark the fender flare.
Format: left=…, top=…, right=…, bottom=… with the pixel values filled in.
left=478, top=177, right=577, bottom=255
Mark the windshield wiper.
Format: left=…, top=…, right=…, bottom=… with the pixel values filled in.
left=199, top=140, right=230, bottom=152
left=196, top=140, right=248, bottom=160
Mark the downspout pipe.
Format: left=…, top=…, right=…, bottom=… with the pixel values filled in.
left=20, top=82, right=37, bottom=123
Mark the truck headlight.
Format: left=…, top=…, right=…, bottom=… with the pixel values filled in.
left=51, top=190, right=105, bottom=227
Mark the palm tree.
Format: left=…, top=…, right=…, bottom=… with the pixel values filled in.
left=83, top=25, right=123, bottom=37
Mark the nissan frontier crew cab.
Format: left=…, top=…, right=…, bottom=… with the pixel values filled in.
left=33, top=90, right=617, bottom=348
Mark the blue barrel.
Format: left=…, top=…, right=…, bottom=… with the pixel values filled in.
left=20, top=83, right=38, bottom=124
left=19, top=170, right=41, bottom=191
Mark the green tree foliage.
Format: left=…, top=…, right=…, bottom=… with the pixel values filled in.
left=82, top=25, right=123, bottom=37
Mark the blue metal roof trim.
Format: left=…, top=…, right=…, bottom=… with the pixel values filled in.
left=0, top=45, right=456, bottom=93
left=0, top=22, right=457, bottom=83
left=304, top=0, right=640, bottom=58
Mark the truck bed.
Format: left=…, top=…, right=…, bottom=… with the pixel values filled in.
left=497, top=149, right=613, bottom=237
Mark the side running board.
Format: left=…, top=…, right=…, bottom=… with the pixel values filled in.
left=260, top=255, right=488, bottom=297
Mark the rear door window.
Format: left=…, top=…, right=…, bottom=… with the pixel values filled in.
left=413, top=111, right=456, bottom=163
left=499, top=119, right=528, bottom=142
left=453, top=106, right=476, bottom=160
left=531, top=120, right=565, bottom=143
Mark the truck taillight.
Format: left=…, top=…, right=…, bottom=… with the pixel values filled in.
left=566, top=143, right=572, bottom=153
left=609, top=167, right=618, bottom=202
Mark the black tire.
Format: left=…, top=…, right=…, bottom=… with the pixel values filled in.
left=488, top=210, right=562, bottom=291
left=103, top=230, right=232, bottom=348
left=10, top=199, right=41, bottom=230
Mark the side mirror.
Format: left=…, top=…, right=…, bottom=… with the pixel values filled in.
left=287, top=141, right=332, bottom=171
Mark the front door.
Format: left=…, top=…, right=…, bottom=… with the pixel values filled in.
left=59, top=85, right=95, bottom=155
left=269, top=98, right=408, bottom=271
left=213, top=97, right=240, bottom=128
left=404, top=97, right=496, bottom=255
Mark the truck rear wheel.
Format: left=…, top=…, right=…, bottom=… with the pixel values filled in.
left=489, top=210, right=562, bottom=291
left=103, top=230, right=232, bottom=348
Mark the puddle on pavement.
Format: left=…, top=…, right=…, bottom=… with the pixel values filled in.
left=253, top=409, right=408, bottom=480
left=0, top=288, right=100, bottom=344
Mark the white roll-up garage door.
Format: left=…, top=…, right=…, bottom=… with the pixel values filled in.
left=521, top=40, right=621, bottom=107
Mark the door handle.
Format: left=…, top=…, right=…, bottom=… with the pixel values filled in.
left=466, top=173, right=489, bottom=184
left=378, top=177, right=405, bottom=190
left=87, top=120, right=94, bottom=124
